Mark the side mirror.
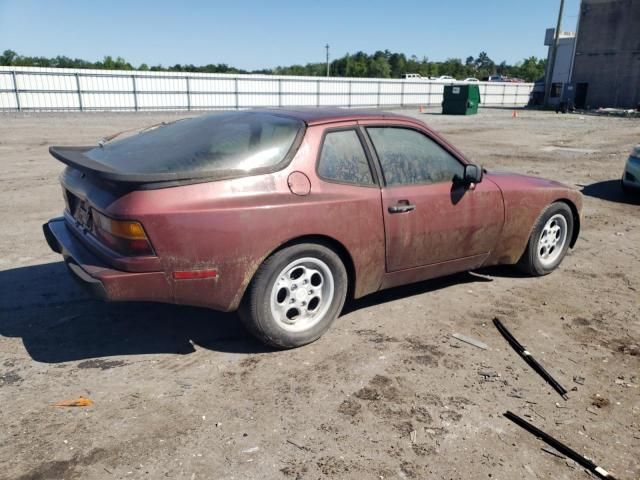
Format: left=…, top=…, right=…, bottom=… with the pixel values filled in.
left=462, top=164, right=483, bottom=184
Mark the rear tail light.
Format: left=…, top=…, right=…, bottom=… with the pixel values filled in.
left=92, top=210, right=154, bottom=256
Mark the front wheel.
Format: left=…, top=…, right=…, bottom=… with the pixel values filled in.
left=239, top=243, right=348, bottom=349
left=517, top=202, right=574, bottom=276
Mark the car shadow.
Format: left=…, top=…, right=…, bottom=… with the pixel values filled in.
left=475, top=264, right=530, bottom=278
left=581, top=179, right=640, bottom=205
left=1, top=261, right=524, bottom=364
left=344, top=270, right=497, bottom=314
left=0, top=261, right=271, bottom=363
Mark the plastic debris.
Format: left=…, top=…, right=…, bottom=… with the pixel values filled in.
left=493, top=317, right=568, bottom=400
left=53, top=396, right=94, bottom=407
left=504, top=411, right=617, bottom=480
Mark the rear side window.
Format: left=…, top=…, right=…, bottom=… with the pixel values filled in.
left=85, top=112, right=303, bottom=178
left=366, top=127, right=464, bottom=186
left=317, top=130, right=374, bottom=185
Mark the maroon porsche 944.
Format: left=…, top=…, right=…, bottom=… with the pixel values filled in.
left=44, top=109, right=582, bottom=348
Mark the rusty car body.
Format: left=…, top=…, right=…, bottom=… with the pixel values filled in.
left=43, top=109, right=582, bottom=347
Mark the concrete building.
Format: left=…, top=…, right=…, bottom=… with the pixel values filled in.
left=570, top=0, right=640, bottom=108
left=545, top=28, right=576, bottom=85
left=543, top=28, right=576, bottom=106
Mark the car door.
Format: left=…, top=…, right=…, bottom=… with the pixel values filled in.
left=362, top=124, right=504, bottom=272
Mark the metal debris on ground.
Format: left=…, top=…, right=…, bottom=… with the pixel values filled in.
left=451, top=333, right=488, bottom=350
left=573, top=376, right=585, bottom=385
left=541, top=445, right=566, bottom=459
left=504, top=411, right=618, bottom=480
left=493, top=317, right=568, bottom=400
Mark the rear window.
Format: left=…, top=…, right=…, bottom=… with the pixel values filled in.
left=85, top=112, right=303, bottom=178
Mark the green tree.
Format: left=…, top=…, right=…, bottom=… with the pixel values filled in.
left=474, top=51, right=495, bottom=78
left=368, top=51, right=391, bottom=78
left=0, top=48, right=542, bottom=81
left=439, top=58, right=465, bottom=78
left=0, top=49, right=17, bottom=65
left=514, top=56, right=546, bottom=82
left=388, top=52, right=407, bottom=78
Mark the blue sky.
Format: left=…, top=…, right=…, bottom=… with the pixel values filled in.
left=0, top=0, right=581, bottom=69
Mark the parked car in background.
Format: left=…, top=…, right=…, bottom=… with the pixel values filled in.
left=622, top=144, right=640, bottom=192
left=462, top=78, right=480, bottom=83
left=487, top=75, right=526, bottom=83
left=43, top=109, right=582, bottom=349
left=435, top=75, right=456, bottom=81
left=402, top=73, right=423, bottom=80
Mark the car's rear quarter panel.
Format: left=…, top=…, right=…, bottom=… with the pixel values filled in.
left=105, top=124, right=386, bottom=311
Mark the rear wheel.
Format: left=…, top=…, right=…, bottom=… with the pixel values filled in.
left=517, top=202, right=573, bottom=276
left=240, top=243, right=348, bottom=349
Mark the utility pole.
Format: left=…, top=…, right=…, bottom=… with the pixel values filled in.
left=325, top=44, right=330, bottom=77
left=544, top=0, right=565, bottom=108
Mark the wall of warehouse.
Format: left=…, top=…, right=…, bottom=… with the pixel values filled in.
left=571, top=0, right=640, bottom=108
left=0, top=66, right=533, bottom=112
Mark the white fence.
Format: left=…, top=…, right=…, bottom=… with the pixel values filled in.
left=0, top=66, right=533, bottom=112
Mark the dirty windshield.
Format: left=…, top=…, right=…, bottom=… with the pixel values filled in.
left=85, top=112, right=303, bottom=177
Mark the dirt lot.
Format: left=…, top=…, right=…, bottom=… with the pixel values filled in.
left=0, top=108, right=639, bottom=480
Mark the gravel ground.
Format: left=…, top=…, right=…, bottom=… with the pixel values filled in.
left=0, top=108, right=639, bottom=480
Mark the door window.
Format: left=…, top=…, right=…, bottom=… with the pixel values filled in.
left=317, top=130, right=374, bottom=185
left=366, top=127, right=464, bottom=186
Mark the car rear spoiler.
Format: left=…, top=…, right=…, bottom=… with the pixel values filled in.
left=50, top=146, right=121, bottom=176
left=49, top=146, right=207, bottom=185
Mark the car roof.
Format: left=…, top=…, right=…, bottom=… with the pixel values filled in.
left=251, top=107, right=416, bottom=126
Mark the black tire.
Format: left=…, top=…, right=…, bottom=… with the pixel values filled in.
left=517, top=202, right=574, bottom=276
left=621, top=177, right=630, bottom=194
left=239, top=243, right=348, bottom=349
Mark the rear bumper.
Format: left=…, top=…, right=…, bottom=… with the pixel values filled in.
left=43, top=218, right=172, bottom=303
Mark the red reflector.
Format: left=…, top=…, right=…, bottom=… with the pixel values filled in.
left=173, top=270, right=218, bottom=280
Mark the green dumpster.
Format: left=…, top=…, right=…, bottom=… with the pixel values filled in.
left=442, top=84, right=481, bottom=115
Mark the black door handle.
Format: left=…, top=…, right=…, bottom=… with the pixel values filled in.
left=388, top=201, right=416, bottom=214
